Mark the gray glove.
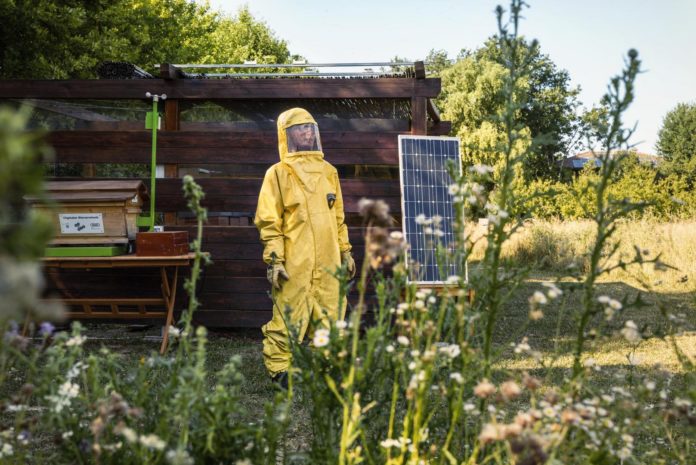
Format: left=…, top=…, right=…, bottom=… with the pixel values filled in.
left=341, top=251, right=356, bottom=279
left=267, top=263, right=290, bottom=290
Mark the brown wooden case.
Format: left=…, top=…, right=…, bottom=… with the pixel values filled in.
left=135, top=231, right=189, bottom=256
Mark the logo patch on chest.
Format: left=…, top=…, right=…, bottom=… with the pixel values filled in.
left=327, top=193, right=336, bottom=209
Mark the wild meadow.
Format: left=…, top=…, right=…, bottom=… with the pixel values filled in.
left=0, top=2, right=694, bottom=464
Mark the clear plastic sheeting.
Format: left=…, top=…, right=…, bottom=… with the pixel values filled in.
left=0, top=99, right=150, bottom=131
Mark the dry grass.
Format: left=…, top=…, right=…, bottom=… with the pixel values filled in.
left=468, top=220, right=696, bottom=293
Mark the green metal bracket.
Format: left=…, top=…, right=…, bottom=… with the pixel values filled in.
left=136, top=215, right=152, bottom=228
left=45, top=245, right=128, bottom=257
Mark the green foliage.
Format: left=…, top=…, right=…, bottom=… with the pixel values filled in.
left=656, top=102, right=696, bottom=185
left=285, top=4, right=694, bottom=465
left=0, top=1, right=292, bottom=78
left=437, top=35, right=580, bottom=181
left=515, top=152, right=696, bottom=221
left=0, top=106, right=54, bottom=260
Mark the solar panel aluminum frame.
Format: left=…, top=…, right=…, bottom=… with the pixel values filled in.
left=397, top=135, right=465, bottom=286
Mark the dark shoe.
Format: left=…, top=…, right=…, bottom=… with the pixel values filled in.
left=271, top=371, right=289, bottom=390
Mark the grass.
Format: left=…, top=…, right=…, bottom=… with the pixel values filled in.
left=468, top=219, right=696, bottom=294
left=5, top=265, right=694, bottom=462
left=5, top=219, right=696, bottom=461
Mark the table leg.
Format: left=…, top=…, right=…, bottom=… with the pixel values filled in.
left=160, top=266, right=179, bottom=354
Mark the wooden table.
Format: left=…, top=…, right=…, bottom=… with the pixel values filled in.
left=42, top=253, right=196, bottom=354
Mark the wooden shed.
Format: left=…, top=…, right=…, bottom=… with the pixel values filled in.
left=0, top=62, right=451, bottom=327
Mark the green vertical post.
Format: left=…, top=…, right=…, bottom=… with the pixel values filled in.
left=149, top=98, right=157, bottom=231
left=145, top=92, right=166, bottom=232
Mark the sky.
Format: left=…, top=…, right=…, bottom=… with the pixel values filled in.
left=207, top=0, right=696, bottom=154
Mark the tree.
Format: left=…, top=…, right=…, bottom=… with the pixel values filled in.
left=437, top=37, right=580, bottom=181
left=424, top=49, right=451, bottom=76
left=656, top=102, right=696, bottom=184
left=0, top=1, right=291, bottom=78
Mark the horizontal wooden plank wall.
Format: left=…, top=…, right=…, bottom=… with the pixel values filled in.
left=47, top=131, right=402, bottom=165
left=13, top=76, right=450, bottom=328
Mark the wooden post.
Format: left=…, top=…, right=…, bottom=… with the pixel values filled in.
left=163, top=99, right=179, bottom=225
left=410, top=97, right=427, bottom=135
left=160, top=63, right=184, bottom=80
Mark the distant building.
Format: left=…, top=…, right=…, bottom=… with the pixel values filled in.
left=559, top=150, right=661, bottom=172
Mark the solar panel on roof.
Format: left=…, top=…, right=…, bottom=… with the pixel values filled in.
left=398, top=135, right=463, bottom=285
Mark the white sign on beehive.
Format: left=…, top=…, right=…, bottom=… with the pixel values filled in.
left=58, top=213, right=105, bottom=234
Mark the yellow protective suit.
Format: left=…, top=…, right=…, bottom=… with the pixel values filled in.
left=254, top=108, right=351, bottom=376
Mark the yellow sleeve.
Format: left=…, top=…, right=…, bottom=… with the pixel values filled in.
left=332, top=170, right=351, bottom=253
left=254, top=166, right=285, bottom=264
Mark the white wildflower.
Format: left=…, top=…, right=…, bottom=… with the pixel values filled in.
left=312, top=328, right=330, bottom=348
left=542, top=283, right=563, bottom=299
left=0, top=443, right=13, bottom=458
left=65, top=335, right=87, bottom=347
left=385, top=345, right=395, bottom=353
left=438, top=344, right=461, bottom=359
left=529, top=291, right=548, bottom=305
left=620, top=320, right=641, bottom=344
left=448, top=184, right=460, bottom=195
left=335, top=320, right=348, bottom=330
left=470, top=164, right=494, bottom=175
left=414, top=300, right=425, bottom=310
left=66, top=362, right=85, bottom=380
left=119, top=427, right=138, bottom=443
left=467, top=195, right=478, bottom=205
left=58, top=381, right=80, bottom=399
left=450, top=373, right=464, bottom=384
left=514, top=338, right=531, bottom=354
left=597, top=295, right=611, bottom=304
left=168, top=326, right=182, bottom=338
left=415, top=214, right=427, bottom=225
left=139, top=433, right=166, bottom=451
left=166, top=449, right=194, bottom=465
left=397, top=336, right=410, bottom=346
left=617, top=447, right=632, bottom=460
left=529, top=309, right=544, bottom=320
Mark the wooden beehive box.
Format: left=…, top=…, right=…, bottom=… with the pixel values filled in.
left=136, top=231, right=189, bottom=256
left=27, top=180, right=149, bottom=245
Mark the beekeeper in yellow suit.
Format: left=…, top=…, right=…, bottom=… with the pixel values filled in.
left=254, top=108, right=355, bottom=384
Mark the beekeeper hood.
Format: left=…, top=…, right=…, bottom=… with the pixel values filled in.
left=277, top=108, right=322, bottom=160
